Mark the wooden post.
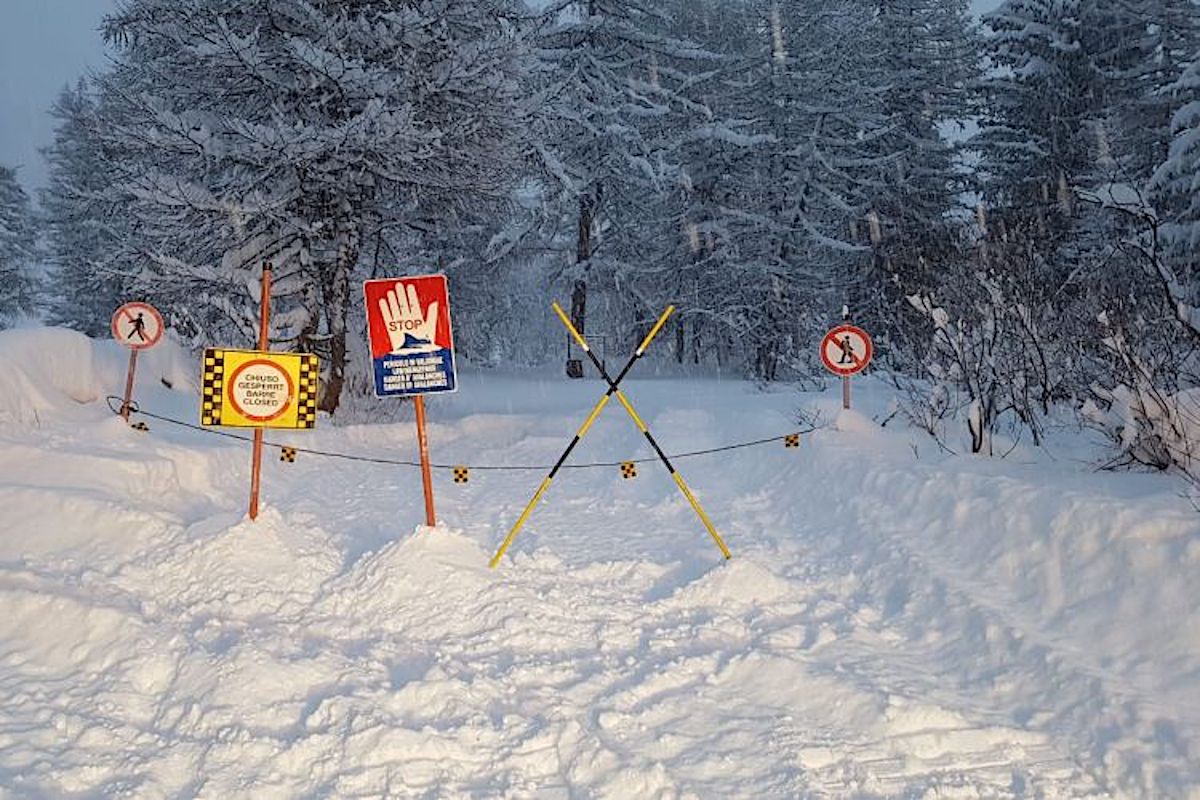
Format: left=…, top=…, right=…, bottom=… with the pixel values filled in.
left=841, top=305, right=851, bottom=410
left=121, top=349, right=139, bottom=421
left=248, top=262, right=272, bottom=521
left=414, top=395, right=437, bottom=527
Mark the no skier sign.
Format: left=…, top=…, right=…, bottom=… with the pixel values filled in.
left=820, top=324, right=873, bottom=377
left=364, top=274, right=457, bottom=397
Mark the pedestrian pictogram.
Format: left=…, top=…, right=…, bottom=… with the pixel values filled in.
left=453, top=466, right=470, bottom=484
left=620, top=461, right=638, bottom=479
left=785, top=434, right=800, bottom=448
left=280, top=447, right=297, bottom=463
left=820, top=324, right=873, bottom=377
left=201, top=349, right=318, bottom=429
left=111, top=302, right=164, bottom=350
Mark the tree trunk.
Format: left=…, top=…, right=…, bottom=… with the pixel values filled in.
left=568, top=192, right=595, bottom=379
left=319, top=216, right=358, bottom=414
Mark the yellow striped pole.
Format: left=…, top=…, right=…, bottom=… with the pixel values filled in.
left=489, top=305, right=676, bottom=568
left=552, top=302, right=731, bottom=560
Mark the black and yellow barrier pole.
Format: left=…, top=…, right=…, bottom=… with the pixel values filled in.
left=489, top=305, right=676, bottom=568
left=552, top=302, right=732, bottom=560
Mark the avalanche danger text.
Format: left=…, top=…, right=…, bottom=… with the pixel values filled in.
left=382, top=353, right=450, bottom=391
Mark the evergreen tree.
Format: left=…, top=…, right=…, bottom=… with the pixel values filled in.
left=861, top=0, right=974, bottom=296
left=0, top=166, right=37, bottom=326
left=1150, top=49, right=1200, bottom=313
left=530, top=0, right=713, bottom=373
left=96, top=0, right=525, bottom=411
left=41, top=80, right=131, bottom=336
left=974, top=0, right=1099, bottom=236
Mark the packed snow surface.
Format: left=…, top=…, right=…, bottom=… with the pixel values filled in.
left=0, top=327, right=1197, bottom=798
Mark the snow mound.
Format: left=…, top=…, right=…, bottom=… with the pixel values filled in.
left=0, top=325, right=197, bottom=425
left=0, top=327, right=103, bottom=423
left=666, top=559, right=800, bottom=610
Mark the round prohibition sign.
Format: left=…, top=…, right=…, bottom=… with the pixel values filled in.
left=227, top=358, right=295, bottom=423
left=821, top=324, right=873, bottom=377
left=111, top=302, right=164, bottom=350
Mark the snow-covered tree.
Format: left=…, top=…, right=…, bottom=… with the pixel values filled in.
left=41, top=81, right=132, bottom=336
left=529, top=0, right=715, bottom=373
left=860, top=0, right=974, bottom=292
left=974, top=0, right=1099, bottom=234
left=96, top=0, right=526, bottom=411
left=1085, top=0, right=1200, bottom=184
left=0, top=165, right=38, bottom=326
left=1151, top=50, right=1200, bottom=293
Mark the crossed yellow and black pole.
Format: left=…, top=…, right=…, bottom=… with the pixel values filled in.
left=489, top=303, right=731, bottom=568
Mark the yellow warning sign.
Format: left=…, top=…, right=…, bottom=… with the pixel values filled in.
left=201, top=348, right=318, bottom=429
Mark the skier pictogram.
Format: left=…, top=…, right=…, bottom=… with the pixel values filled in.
left=820, top=324, right=872, bottom=377
left=838, top=335, right=856, bottom=365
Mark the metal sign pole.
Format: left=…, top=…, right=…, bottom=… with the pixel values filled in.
left=414, top=395, right=436, bottom=527
left=842, top=307, right=851, bottom=410
left=121, top=349, right=139, bottom=421
left=248, top=262, right=272, bottom=521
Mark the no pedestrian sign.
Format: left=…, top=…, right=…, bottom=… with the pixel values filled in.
left=820, top=324, right=873, bottom=377
left=112, top=302, right=164, bottom=350
left=364, top=274, right=457, bottom=397
left=200, top=348, right=319, bottom=429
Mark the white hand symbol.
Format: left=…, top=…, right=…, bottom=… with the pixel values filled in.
left=380, top=282, right=441, bottom=354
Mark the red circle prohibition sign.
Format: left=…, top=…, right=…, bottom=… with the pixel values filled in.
left=821, top=324, right=873, bottom=377
left=227, top=358, right=295, bottom=423
left=111, top=302, right=164, bottom=350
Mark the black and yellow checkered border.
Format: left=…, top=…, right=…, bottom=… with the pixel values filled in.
left=785, top=433, right=800, bottom=448
left=297, top=354, right=319, bottom=429
left=280, top=446, right=298, bottom=463
left=620, top=461, right=637, bottom=479
left=201, top=348, right=226, bottom=426
left=453, top=466, right=469, bottom=484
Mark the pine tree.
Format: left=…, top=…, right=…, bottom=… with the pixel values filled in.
left=41, top=81, right=132, bottom=336
left=974, top=0, right=1099, bottom=235
left=861, top=0, right=974, bottom=294
left=1150, top=50, right=1200, bottom=312
left=530, top=0, right=714, bottom=373
left=0, top=166, right=37, bottom=327
left=96, top=0, right=525, bottom=411
left=1085, top=0, right=1200, bottom=184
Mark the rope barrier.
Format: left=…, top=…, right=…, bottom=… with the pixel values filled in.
left=106, top=396, right=821, bottom=473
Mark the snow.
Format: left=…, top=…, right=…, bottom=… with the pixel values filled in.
left=1, top=326, right=1198, bottom=797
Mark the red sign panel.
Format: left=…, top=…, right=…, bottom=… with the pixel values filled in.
left=111, top=302, right=164, bottom=350
left=363, top=274, right=457, bottom=396
left=820, top=324, right=873, bottom=376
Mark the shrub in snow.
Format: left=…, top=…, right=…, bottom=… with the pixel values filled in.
left=903, top=270, right=1057, bottom=455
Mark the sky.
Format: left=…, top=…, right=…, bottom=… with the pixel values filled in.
left=0, top=0, right=117, bottom=194
left=0, top=0, right=1003, bottom=197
